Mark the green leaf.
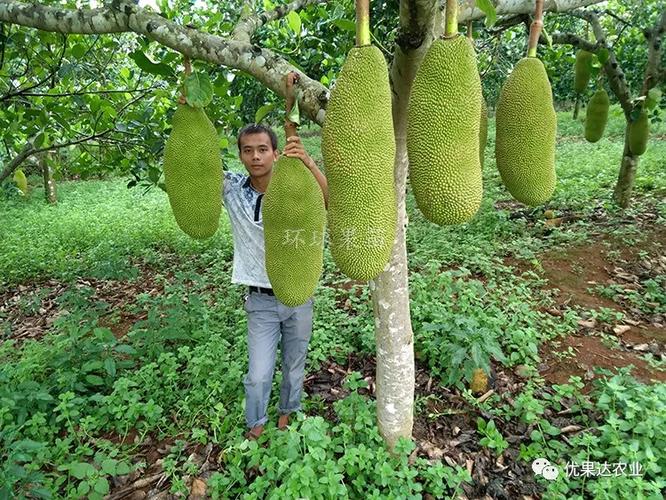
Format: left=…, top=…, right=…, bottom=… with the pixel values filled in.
left=114, top=344, right=137, bottom=355
left=69, top=462, right=91, bottom=480
left=94, top=477, right=109, bottom=495
left=33, top=132, right=46, bottom=148
left=82, top=360, right=104, bottom=372
left=255, top=103, right=276, bottom=124
left=94, top=327, right=116, bottom=343
left=104, top=357, right=116, bottom=378
left=645, top=88, right=662, bottom=110
left=129, top=50, right=174, bottom=78
left=541, top=26, right=552, bottom=49
left=101, top=459, right=117, bottom=476
left=116, top=462, right=131, bottom=476
left=287, top=98, right=300, bottom=125
left=332, top=19, right=355, bottom=32
left=77, top=480, right=90, bottom=496
left=71, top=44, right=87, bottom=59
left=286, top=11, right=302, bottom=35
left=475, top=0, right=496, bottom=28
left=184, top=72, right=213, bottom=108
left=85, top=375, right=105, bottom=386
left=596, top=47, right=610, bottom=65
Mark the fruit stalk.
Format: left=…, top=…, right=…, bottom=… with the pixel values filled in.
left=284, top=72, right=299, bottom=139
left=355, top=0, right=370, bottom=47
left=527, top=0, right=545, bottom=58
left=444, top=0, right=458, bottom=38
left=179, top=57, right=192, bottom=104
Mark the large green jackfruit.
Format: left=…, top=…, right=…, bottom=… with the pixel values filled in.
left=407, top=36, right=483, bottom=225
left=321, top=45, right=396, bottom=281
left=495, top=57, right=556, bottom=206
left=480, top=98, right=488, bottom=167
left=13, top=169, right=28, bottom=195
left=574, top=50, right=593, bottom=94
left=584, top=88, right=609, bottom=143
left=163, top=104, right=223, bottom=240
left=263, top=157, right=326, bottom=306
left=628, top=112, right=649, bottom=156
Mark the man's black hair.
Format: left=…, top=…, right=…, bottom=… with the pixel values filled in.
left=237, top=123, right=278, bottom=152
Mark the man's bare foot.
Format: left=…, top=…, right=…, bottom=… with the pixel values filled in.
left=245, top=424, right=264, bottom=440
left=277, top=414, right=289, bottom=430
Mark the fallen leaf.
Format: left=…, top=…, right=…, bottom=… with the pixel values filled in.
left=578, top=319, right=597, bottom=328
left=613, top=325, right=631, bottom=335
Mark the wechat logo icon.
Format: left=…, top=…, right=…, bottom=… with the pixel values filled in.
left=532, top=458, right=559, bottom=481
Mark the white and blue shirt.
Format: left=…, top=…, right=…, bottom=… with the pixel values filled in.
left=223, top=171, right=272, bottom=288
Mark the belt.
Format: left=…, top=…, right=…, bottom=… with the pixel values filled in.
left=248, top=286, right=274, bottom=296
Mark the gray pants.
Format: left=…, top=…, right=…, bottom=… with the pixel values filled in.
left=243, top=290, right=314, bottom=428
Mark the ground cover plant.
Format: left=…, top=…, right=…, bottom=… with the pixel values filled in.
left=1, top=106, right=665, bottom=498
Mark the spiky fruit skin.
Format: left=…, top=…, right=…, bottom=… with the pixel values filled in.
left=574, top=50, right=593, bottom=94
left=495, top=57, right=557, bottom=206
left=13, top=169, right=28, bottom=195
left=407, top=36, right=483, bottom=225
left=163, top=104, right=222, bottom=240
left=628, top=112, right=649, bottom=156
left=263, top=157, right=326, bottom=307
left=321, top=45, right=396, bottom=281
left=480, top=98, right=488, bottom=167
left=584, top=89, right=610, bottom=143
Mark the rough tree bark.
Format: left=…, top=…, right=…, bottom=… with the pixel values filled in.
left=0, top=0, right=604, bottom=449
left=552, top=8, right=666, bottom=208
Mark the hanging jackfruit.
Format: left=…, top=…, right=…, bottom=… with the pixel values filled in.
left=263, top=157, right=326, bottom=307
left=628, top=111, right=649, bottom=156
left=495, top=57, right=556, bottom=206
left=407, top=36, right=483, bottom=225
left=574, top=50, right=593, bottom=94
left=480, top=98, right=488, bottom=167
left=584, top=88, right=610, bottom=143
left=321, top=45, right=396, bottom=281
left=163, top=104, right=223, bottom=240
left=13, top=169, right=28, bottom=195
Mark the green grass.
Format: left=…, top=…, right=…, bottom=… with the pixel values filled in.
left=1, top=108, right=665, bottom=499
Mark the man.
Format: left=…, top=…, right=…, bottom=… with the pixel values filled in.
left=223, top=123, right=328, bottom=440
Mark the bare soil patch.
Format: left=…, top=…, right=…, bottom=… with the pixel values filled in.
left=505, top=224, right=666, bottom=388
left=0, top=265, right=167, bottom=346
left=540, top=334, right=666, bottom=388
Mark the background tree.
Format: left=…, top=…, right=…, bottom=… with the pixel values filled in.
left=548, top=3, right=666, bottom=207
left=0, top=0, right=614, bottom=449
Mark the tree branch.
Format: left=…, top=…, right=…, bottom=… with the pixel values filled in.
left=0, top=0, right=329, bottom=123
left=1, top=33, right=67, bottom=102
left=550, top=32, right=597, bottom=52
left=232, top=0, right=326, bottom=42
left=0, top=87, right=150, bottom=183
left=641, top=8, right=666, bottom=96
left=455, top=0, right=604, bottom=23
left=3, top=85, right=161, bottom=100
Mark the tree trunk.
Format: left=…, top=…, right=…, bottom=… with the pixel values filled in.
left=371, top=0, right=437, bottom=451
left=612, top=128, right=638, bottom=208
left=573, top=96, right=580, bottom=119
left=40, top=153, right=57, bottom=204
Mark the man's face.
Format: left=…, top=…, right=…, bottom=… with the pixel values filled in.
left=239, top=132, right=278, bottom=178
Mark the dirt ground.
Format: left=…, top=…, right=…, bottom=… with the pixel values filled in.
left=516, top=225, right=665, bottom=388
